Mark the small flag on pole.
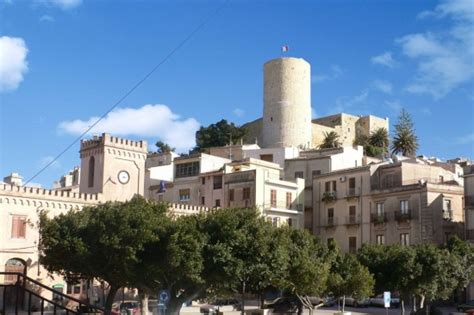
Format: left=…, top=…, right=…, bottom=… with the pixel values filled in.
left=282, top=45, right=289, bottom=53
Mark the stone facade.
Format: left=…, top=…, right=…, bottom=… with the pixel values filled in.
left=313, top=158, right=464, bottom=253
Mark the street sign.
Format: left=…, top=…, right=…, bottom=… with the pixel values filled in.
left=159, top=290, right=170, bottom=304
left=383, top=291, right=391, bottom=308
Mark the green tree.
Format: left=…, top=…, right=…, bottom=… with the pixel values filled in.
left=319, top=131, right=341, bottom=149
left=444, top=236, right=474, bottom=291
left=277, top=228, right=331, bottom=315
left=137, top=214, right=208, bottom=315
left=39, top=196, right=168, bottom=315
left=155, top=141, right=175, bottom=153
left=369, top=127, right=389, bottom=149
left=328, top=249, right=374, bottom=314
left=194, top=119, right=248, bottom=152
left=391, top=109, right=419, bottom=157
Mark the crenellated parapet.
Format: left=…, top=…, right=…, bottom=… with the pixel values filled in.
left=167, top=202, right=212, bottom=216
left=0, top=183, right=102, bottom=205
left=80, top=133, right=148, bottom=154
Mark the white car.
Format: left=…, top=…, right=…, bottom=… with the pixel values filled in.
left=344, top=297, right=370, bottom=307
left=370, top=294, right=400, bottom=308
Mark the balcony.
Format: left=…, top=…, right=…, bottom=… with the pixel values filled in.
left=467, top=229, right=474, bottom=241
left=322, top=191, right=337, bottom=203
left=323, top=217, right=338, bottom=228
left=371, top=213, right=388, bottom=225
left=345, top=215, right=361, bottom=226
left=394, top=209, right=413, bottom=222
left=346, top=188, right=360, bottom=199
left=442, top=210, right=453, bottom=221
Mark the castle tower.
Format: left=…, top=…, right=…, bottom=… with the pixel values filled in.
left=262, top=57, right=312, bottom=148
left=79, top=133, right=148, bottom=201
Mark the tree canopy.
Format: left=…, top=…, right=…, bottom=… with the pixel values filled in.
left=39, top=196, right=169, bottom=314
left=354, top=127, right=389, bottom=157
left=319, top=131, right=341, bottom=149
left=194, top=119, right=248, bottom=152
left=155, top=141, right=175, bottom=154
left=391, top=109, right=419, bottom=157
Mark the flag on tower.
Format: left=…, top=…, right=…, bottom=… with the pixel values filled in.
left=282, top=45, right=289, bottom=53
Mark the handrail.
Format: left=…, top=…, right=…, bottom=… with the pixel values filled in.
left=0, top=272, right=104, bottom=314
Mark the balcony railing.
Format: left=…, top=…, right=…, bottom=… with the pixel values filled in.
left=346, top=188, right=360, bottom=198
left=467, top=229, right=474, bottom=241
left=371, top=213, right=388, bottom=224
left=443, top=210, right=453, bottom=221
left=323, top=217, right=338, bottom=227
left=322, top=191, right=337, bottom=203
left=394, top=209, right=413, bottom=222
left=345, top=215, right=361, bottom=225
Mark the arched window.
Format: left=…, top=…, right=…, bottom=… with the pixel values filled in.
left=88, top=156, right=95, bottom=188
left=5, top=258, right=26, bottom=283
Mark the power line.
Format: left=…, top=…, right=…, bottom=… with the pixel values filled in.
left=23, top=1, right=228, bottom=187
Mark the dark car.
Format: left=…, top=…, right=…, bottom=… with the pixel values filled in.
left=458, top=300, right=474, bottom=312
left=200, top=299, right=241, bottom=314
left=264, top=297, right=299, bottom=313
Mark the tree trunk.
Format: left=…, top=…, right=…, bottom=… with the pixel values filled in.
left=342, top=296, right=345, bottom=313
left=401, top=298, right=405, bottom=315
left=412, top=296, right=417, bottom=314
left=425, top=303, right=429, bottom=315
left=105, top=286, right=119, bottom=315
left=141, top=292, right=149, bottom=315
left=167, top=297, right=184, bottom=315
left=419, top=295, right=425, bottom=310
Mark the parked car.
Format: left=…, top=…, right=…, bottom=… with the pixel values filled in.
left=111, top=301, right=141, bottom=315
left=457, top=300, right=474, bottom=312
left=370, top=294, right=400, bottom=308
left=200, top=298, right=241, bottom=314
left=343, top=297, right=370, bottom=308
left=264, top=296, right=324, bottom=310
left=264, top=297, right=299, bottom=313
left=466, top=309, right=474, bottom=315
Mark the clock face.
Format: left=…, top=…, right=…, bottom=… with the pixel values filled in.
left=118, top=170, right=130, bottom=184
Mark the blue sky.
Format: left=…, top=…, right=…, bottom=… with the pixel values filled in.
left=0, top=0, right=473, bottom=187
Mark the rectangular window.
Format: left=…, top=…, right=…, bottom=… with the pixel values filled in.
left=325, top=181, right=331, bottom=192
left=175, top=161, right=200, bottom=178
left=286, top=192, right=292, bottom=209
left=376, top=202, right=385, bottom=216
left=272, top=217, right=280, bottom=227
left=400, top=200, right=409, bottom=214
left=215, top=199, right=221, bottom=207
left=287, top=218, right=292, bottom=227
left=213, top=176, right=223, bottom=190
left=349, top=177, right=356, bottom=189
left=444, top=199, right=451, bottom=211
left=73, top=285, right=81, bottom=294
left=178, top=189, right=191, bottom=202
left=243, top=187, right=251, bottom=200
left=349, top=237, right=357, bottom=254
left=294, top=171, right=304, bottom=179
left=66, top=284, right=72, bottom=294
left=201, top=196, right=205, bottom=205
left=260, top=154, right=273, bottom=162
left=229, top=189, right=235, bottom=202
left=201, top=177, right=206, bottom=185
left=376, top=234, right=385, bottom=245
left=332, top=181, right=337, bottom=192
left=400, top=233, right=410, bottom=246
left=11, top=215, right=27, bottom=238
left=270, top=189, right=277, bottom=208
left=439, top=175, right=444, bottom=183
left=312, top=170, right=321, bottom=177
left=349, top=205, right=356, bottom=216
left=327, top=208, right=334, bottom=225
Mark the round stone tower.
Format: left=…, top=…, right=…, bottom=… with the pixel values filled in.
left=262, top=57, right=312, bottom=148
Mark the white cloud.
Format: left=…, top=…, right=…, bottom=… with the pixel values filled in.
left=39, top=15, right=55, bottom=22
left=312, top=64, right=343, bottom=83
left=330, top=90, right=370, bottom=114
left=58, top=104, right=200, bottom=152
left=36, top=0, right=82, bottom=9
left=233, top=108, right=245, bottom=117
left=371, top=52, right=397, bottom=68
left=0, top=36, right=29, bottom=92
left=397, top=0, right=474, bottom=99
left=372, top=80, right=393, bottom=94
